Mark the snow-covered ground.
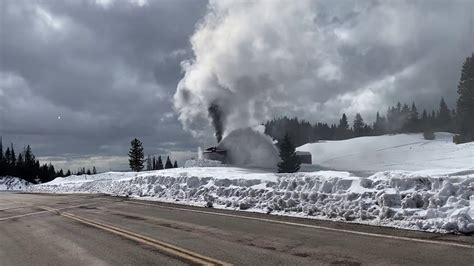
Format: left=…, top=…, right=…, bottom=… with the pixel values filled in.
left=29, top=166, right=474, bottom=234
left=297, top=132, right=473, bottom=173
left=0, top=177, right=31, bottom=191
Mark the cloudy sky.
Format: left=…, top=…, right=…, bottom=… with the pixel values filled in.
left=1, top=0, right=473, bottom=171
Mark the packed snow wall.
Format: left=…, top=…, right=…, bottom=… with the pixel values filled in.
left=29, top=169, right=474, bottom=234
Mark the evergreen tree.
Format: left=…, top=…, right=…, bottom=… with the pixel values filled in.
left=16, top=153, right=24, bottom=178
left=86, top=168, right=91, bottom=175
left=146, top=155, right=152, bottom=171
left=336, top=113, right=351, bottom=139
left=353, top=113, right=366, bottom=137
left=338, top=113, right=349, bottom=130
left=421, top=109, right=429, bottom=131
left=277, top=134, right=300, bottom=173
left=0, top=137, right=4, bottom=176
left=173, top=160, right=178, bottom=168
left=4, top=147, right=11, bottom=175
left=128, top=138, right=145, bottom=172
left=164, top=156, right=173, bottom=169
left=400, top=104, right=410, bottom=132
left=10, top=144, right=16, bottom=176
left=152, top=156, right=156, bottom=170
left=66, top=169, right=72, bottom=176
left=455, top=53, right=474, bottom=142
left=438, top=97, right=451, bottom=131
left=406, top=102, right=420, bottom=132
left=93, top=166, right=97, bottom=175
left=373, top=112, right=386, bottom=135
left=156, top=156, right=163, bottom=170
left=23, top=145, right=36, bottom=182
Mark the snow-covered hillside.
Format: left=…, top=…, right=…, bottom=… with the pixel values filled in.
left=29, top=167, right=474, bottom=234
left=297, top=132, right=474, bottom=173
left=0, top=177, right=31, bottom=191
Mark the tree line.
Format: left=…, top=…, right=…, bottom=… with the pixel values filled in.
left=265, top=98, right=455, bottom=146
left=128, top=138, right=179, bottom=172
left=265, top=53, right=474, bottom=146
left=0, top=138, right=100, bottom=183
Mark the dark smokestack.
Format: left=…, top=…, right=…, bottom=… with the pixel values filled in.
left=208, top=103, right=224, bottom=143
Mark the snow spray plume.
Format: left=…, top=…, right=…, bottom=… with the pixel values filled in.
left=217, top=127, right=279, bottom=169
left=173, top=0, right=332, bottom=140
left=208, top=103, right=224, bottom=143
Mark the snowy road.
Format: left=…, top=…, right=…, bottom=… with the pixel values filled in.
left=1, top=193, right=473, bottom=265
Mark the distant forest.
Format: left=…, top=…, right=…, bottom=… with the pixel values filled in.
left=264, top=98, right=454, bottom=147
left=0, top=140, right=99, bottom=184
left=0, top=138, right=179, bottom=183
left=265, top=53, right=474, bottom=147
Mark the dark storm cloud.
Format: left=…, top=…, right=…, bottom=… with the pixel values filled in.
left=0, top=0, right=207, bottom=170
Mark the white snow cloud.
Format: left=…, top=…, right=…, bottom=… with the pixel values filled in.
left=175, top=0, right=474, bottom=140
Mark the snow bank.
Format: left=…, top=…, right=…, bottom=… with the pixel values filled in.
left=0, top=176, right=31, bottom=191
left=184, top=159, right=223, bottom=168
left=29, top=168, right=474, bottom=234
left=297, top=132, right=474, bottom=172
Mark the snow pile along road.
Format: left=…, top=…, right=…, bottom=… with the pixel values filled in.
left=0, top=177, right=31, bottom=191
left=297, top=132, right=474, bottom=173
left=29, top=167, right=474, bottom=234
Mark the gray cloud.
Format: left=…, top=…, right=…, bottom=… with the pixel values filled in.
left=1, top=0, right=207, bottom=170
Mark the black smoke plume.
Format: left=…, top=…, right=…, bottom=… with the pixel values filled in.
left=208, top=103, right=224, bottom=143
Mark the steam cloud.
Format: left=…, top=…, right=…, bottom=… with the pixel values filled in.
left=174, top=0, right=473, bottom=141
left=174, top=0, right=327, bottom=140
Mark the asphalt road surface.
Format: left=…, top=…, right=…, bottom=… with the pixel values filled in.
left=0, top=192, right=472, bottom=265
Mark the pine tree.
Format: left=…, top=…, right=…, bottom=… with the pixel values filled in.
left=157, top=156, right=163, bottom=170
left=338, top=113, right=349, bottom=130
left=400, top=104, right=410, bottom=132
left=406, top=102, right=420, bottom=133
left=86, top=169, right=91, bottom=175
left=66, top=169, right=72, bottom=176
left=16, top=153, right=24, bottom=177
left=128, top=138, right=145, bottom=172
left=165, top=156, right=173, bottom=169
left=4, top=147, right=12, bottom=176
left=10, top=144, right=16, bottom=176
left=438, top=98, right=451, bottom=131
left=353, top=113, right=366, bottom=137
left=173, top=160, right=178, bottom=168
left=93, top=166, right=97, bottom=175
left=0, top=137, right=4, bottom=176
left=455, top=53, right=474, bottom=142
left=373, top=112, right=385, bottom=135
left=146, top=155, right=152, bottom=171
left=336, top=113, right=350, bottom=139
left=23, top=145, right=36, bottom=182
left=152, top=156, right=156, bottom=170
left=277, top=134, right=300, bottom=173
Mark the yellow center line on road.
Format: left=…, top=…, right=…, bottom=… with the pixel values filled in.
left=124, top=200, right=474, bottom=250
left=39, top=206, right=231, bottom=266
